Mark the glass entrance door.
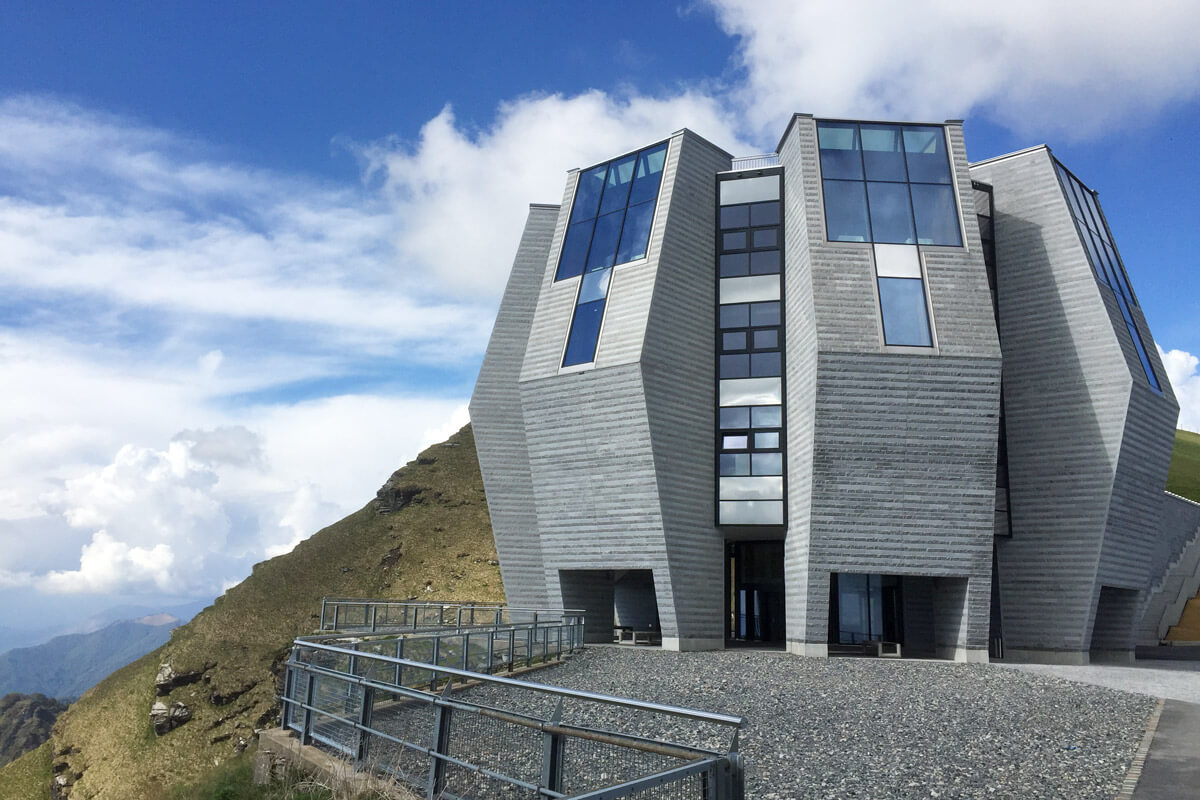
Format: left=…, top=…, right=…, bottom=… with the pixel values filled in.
left=726, top=540, right=785, bottom=644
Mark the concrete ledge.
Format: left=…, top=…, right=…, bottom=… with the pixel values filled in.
left=936, top=646, right=989, bottom=663
left=1002, top=648, right=1090, bottom=665
left=1089, top=648, right=1135, bottom=664
left=256, top=728, right=421, bottom=798
left=661, top=636, right=724, bottom=652
left=787, top=641, right=828, bottom=658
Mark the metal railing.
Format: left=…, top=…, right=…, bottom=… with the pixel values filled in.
left=730, top=153, right=779, bottom=169
left=320, top=598, right=585, bottom=633
left=301, top=618, right=587, bottom=688
left=283, top=606, right=744, bottom=799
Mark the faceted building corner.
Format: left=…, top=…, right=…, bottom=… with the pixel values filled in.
left=469, top=115, right=1192, bottom=665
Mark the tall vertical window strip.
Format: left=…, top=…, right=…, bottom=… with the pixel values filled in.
left=717, top=172, right=786, bottom=526
left=559, top=142, right=669, bottom=368
left=1053, top=160, right=1160, bottom=391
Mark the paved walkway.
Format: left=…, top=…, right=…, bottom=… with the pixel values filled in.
left=1000, top=660, right=1200, bottom=799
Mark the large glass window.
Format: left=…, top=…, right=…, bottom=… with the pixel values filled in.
left=559, top=142, right=669, bottom=367
left=557, top=143, right=668, bottom=282
left=818, top=121, right=960, bottom=247
left=1054, top=160, right=1159, bottom=391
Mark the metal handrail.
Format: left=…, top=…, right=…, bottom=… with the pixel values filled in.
left=285, top=599, right=745, bottom=798
left=299, top=618, right=573, bottom=644
left=319, top=597, right=586, bottom=632
left=294, top=639, right=745, bottom=728
left=730, top=153, right=780, bottom=169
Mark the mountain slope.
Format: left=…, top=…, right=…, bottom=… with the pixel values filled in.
left=0, top=619, right=181, bottom=700
left=0, top=694, right=68, bottom=768
left=0, top=424, right=502, bottom=799
left=1167, top=428, right=1200, bottom=503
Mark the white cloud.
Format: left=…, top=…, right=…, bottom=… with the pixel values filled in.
left=0, top=96, right=491, bottom=355
left=40, top=532, right=175, bottom=594
left=1160, top=347, right=1200, bottom=433
left=359, top=91, right=749, bottom=298
left=421, top=405, right=471, bottom=452
left=173, top=426, right=264, bottom=469
left=27, top=396, right=470, bottom=596
left=709, top=0, right=1200, bottom=140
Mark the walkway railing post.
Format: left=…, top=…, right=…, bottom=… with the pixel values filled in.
left=426, top=687, right=454, bottom=799
left=320, top=599, right=327, bottom=630
left=369, top=604, right=378, bottom=632
left=395, top=638, right=405, bottom=687
left=430, top=637, right=441, bottom=690
left=355, top=685, right=374, bottom=766
left=540, top=699, right=565, bottom=795
left=301, top=667, right=315, bottom=746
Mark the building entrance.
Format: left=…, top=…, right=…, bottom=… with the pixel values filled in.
left=725, top=540, right=785, bottom=645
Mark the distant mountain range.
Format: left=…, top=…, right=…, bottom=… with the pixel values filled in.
left=0, top=600, right=208, bottom=657
left=0, top=612, right=196, bottom=700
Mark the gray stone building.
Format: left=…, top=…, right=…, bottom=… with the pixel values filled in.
left=470, top=115, right=1190, bottom=665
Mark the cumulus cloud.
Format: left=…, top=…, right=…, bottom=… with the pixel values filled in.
left=38, top=440, right=227, bottom=594
left=709, top=0, right=1200, bottom=139
left=1160, top=348, right=1200, bottom=433
left=358, top=91, right=749, bottom=297
left=19, top=394, right=472, bottom=597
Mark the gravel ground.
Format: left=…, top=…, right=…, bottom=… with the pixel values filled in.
left=453, top=647, right=1156, bottom=799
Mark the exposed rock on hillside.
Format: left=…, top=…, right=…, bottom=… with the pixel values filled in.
left=4, top=424, right=502, bottom=799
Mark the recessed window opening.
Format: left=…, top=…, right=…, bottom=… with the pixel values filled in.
left=818, top=122, right=950, bottom=349
left=559, top=141, right=669, bottom=368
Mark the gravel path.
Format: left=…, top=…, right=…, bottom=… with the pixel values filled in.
left=458, top=647, right=1155, bottom=799
left=1000, top=660, right=1200, bottom=704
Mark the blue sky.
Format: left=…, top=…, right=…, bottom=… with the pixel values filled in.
left=1, top=1, right=1198, bottom=630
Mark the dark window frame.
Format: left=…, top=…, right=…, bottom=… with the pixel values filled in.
left=715, top=169, right=788, bottom=525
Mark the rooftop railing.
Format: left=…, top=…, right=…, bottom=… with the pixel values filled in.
left=283, top=601, right=744, bottom=799
left=730, top=153, right=780, bottom=170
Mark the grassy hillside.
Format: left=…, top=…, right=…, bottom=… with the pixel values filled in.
left=0, top=695, right=68, bottom=768
left=0, top=424, right=502, bottom=799
left=1166, top=429, right=1200, bottom=504
left=0, top=742, right=51, bottom=800
left=0, top=619, right=179, bottom=700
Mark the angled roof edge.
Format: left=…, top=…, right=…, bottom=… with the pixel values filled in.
left=969, top=144, right=1052, bottom=169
